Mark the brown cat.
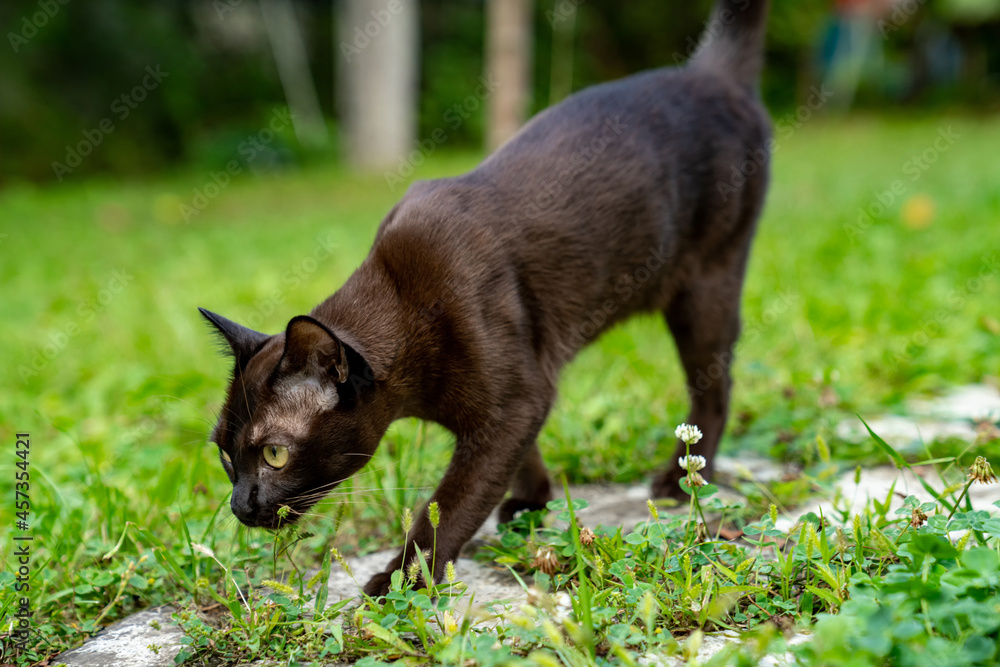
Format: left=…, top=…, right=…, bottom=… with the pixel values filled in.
left=201, top=0, right=771, bottom=596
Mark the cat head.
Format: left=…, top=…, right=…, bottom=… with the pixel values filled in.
left=199, top=308, right=380, bottom=529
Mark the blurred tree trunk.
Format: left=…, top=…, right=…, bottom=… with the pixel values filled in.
left=336, top=0, right=419, bottom=170
left=485, top=0, right=533, bottom=152
left=260, top=0, right=330, bottom=149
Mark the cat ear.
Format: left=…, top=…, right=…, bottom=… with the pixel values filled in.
left=198, top=308, right=270, bottom=364
left=279, top=316, right=350, bottom=383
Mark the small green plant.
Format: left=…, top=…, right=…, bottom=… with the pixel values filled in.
left=444, top=433, right=998, bottom=665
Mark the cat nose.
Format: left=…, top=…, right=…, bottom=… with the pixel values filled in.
left=231, top=483, right=260, bottom=525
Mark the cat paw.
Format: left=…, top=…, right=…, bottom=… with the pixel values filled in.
left=362, top=571, right=393, bottom=598
left=497, top=497, right=549, bottom=524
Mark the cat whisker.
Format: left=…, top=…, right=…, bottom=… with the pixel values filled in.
left=283, top=469, right=389, bottom=501
left=288, top=491, right=428, bottom=512
left=330, top=486, right=431, bottom=496
left=285, top=482, right=426, bottom=504
left=286, top=502, right=396, bottom=520
left=210, top=403, right=241, bottom=424
left=287, top=511, right=351, bottom=522
left=177, top=427, right=216, bottom=436
left=238, top=369, right=258, bottom=425
left=286, top=482, right=417, bottom=501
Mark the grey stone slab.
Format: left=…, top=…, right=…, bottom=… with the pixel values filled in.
left=671, top=630, right=811, bottom=666
left=777, top=464, right=999, bottom=533
left=325, top=548, right=526, bottom=609
left=715, top=454, right=792, bottom=484
left=559, top=482, right=660, bottom=532
left=836, top=384, right=1000, bottom=451
left=907, top=384, right=1000, bottom=421
left=54, top=606, right=183, bottom=667
left=836, top=414, right=977, bottom=450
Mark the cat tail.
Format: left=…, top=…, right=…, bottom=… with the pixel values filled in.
left=689, top=0, right=770, bottom=88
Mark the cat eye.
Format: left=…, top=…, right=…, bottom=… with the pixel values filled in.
left=220, top=449, right=232, bottom=464
left=263, top=444, right=289, bottom=469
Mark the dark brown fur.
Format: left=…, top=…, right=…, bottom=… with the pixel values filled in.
left=201, top=0, right=771, bottom=596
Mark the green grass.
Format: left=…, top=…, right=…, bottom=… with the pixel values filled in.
left=1, top=116, right=999, bottom=664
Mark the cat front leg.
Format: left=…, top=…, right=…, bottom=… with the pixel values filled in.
left=362, top=402, right=551, bottom=597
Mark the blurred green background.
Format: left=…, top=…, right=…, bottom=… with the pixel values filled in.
left=1, top=0, right=1000, bottom=660
left=2, top=0, right=1000, bottom=182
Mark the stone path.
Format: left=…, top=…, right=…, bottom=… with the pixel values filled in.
left=836, top=383, right=999, bottom=452
left=813, top=383, right=1000, bottom=530
left=53, top=606, right=183, bottom=667
left=778, top=462, right=999, bottom=534
left=52, top=385, right=998, bottom=666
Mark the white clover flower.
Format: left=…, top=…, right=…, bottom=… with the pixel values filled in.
left=675, top=423, right=703, bottom=445
left=686, top=471, right=707, bottom=488
left=678, top=455, right=707, bottom=472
